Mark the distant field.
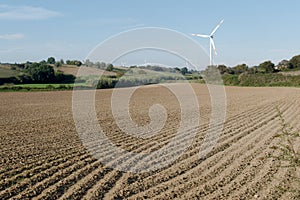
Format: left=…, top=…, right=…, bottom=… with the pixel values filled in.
left=58, top=65, right=117, bottom=77
left=279, top=70, right=300, bottom=76
left=0, top=67, right=19, bottom=78
left=0, top=83, right=89, bottom=91
left=0, top=64, right=12, bottom=70
left=14, top=83, right=85, bottom=88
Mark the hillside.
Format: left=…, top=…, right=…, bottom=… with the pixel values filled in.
left=279, top=70, right=300, bottom=76
left=57, top=65, right=117, bottom=77
left=0, top=65, right=20, bottom=78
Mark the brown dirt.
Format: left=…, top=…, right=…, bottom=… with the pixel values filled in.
left=0, top=65, right=12, bottom=70
left=0, top=84, right=299, bottom=199
left=57, top=65, right=116, bottom=77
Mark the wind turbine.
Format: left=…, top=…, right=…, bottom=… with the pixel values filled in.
left=192, top=19, right=224, bottom=66
left=121, top=61, right=127, bottom=67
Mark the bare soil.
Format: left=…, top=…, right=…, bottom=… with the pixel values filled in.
left=58, top=65, right=116, bottom=77
left=0, top=84, right=299, bottom=199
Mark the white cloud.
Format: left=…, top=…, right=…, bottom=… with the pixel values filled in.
left=0, top=33, right=24, bottom=40
left=0, top=5, right=61, bottom=20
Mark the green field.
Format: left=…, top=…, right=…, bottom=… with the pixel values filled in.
left=14, top=83, right=85, bottom=88
left=0, top=83, right=89, bottom=92
left=0, top=68, right=19, bottom=78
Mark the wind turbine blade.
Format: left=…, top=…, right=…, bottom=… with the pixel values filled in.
left=210, top=19, right=224, bottom=36
left=191, top=33, right=210, bottom=38
left=210, top=38, right=217, bottom=55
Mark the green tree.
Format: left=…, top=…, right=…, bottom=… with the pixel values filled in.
left=248, top=66, right=258, bottom=74
left=276, top=60, right=289, bottom=70
left=100, top=62, right=106, bottom=69
left=180, top=67, right=188, bottom=75
left=47, top=57, right=56, bottom=64
left=174, top=67, right=181, bottom=73
left=40, top=60, right=47, bottom=64
left=84, top=59, right=94, bottom=67
left=27, top=63, right=55, bottom=83
left=226, top=67, right=235, bottom=75
left=289, top=55, right=300, bottom=69
left=258, top=61, right=275, bottom=73
left=76, top=61, right=82, bottom=66
left=232, top=64, right=248, bottom=74
left=217, top=64, right=228, bottom=74
left=107, top=64, right=114, bottom=71
left=54, top=61, right=62, bottom=67
left=95, top=62, right=101, bottom=68
left=60, top=59, right=65, bottom=65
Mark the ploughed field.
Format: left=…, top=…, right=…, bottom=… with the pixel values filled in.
left=0, top=84, right=299, bottom=199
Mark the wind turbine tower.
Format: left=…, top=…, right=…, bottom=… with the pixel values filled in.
left=192, top=19, right=224, bottom=66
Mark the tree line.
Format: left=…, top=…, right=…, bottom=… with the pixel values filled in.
left=216, top=54, right=300, bottom=75
left=215, top=54, right=300, bottom=87
left=2, top=54, right=300, bottom=87
left=6, top=58, right=77, bottom=84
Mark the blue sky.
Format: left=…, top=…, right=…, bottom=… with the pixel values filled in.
left=0, top=0, right=300, bottom=67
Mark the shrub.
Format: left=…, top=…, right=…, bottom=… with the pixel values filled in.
left=270, top=108, right=300, bottom=196
left=26, top=63, right=55, bottom=83
left=46, top=85, right=54, bottom=90
left=222, top=74, right=239, bottom=85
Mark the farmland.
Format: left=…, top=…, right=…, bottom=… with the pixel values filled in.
left=0, top=65, right=20, bottom=78
left=0, top=84, right=299, bottom=199
left=57, top=65, right=117, bottom=77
